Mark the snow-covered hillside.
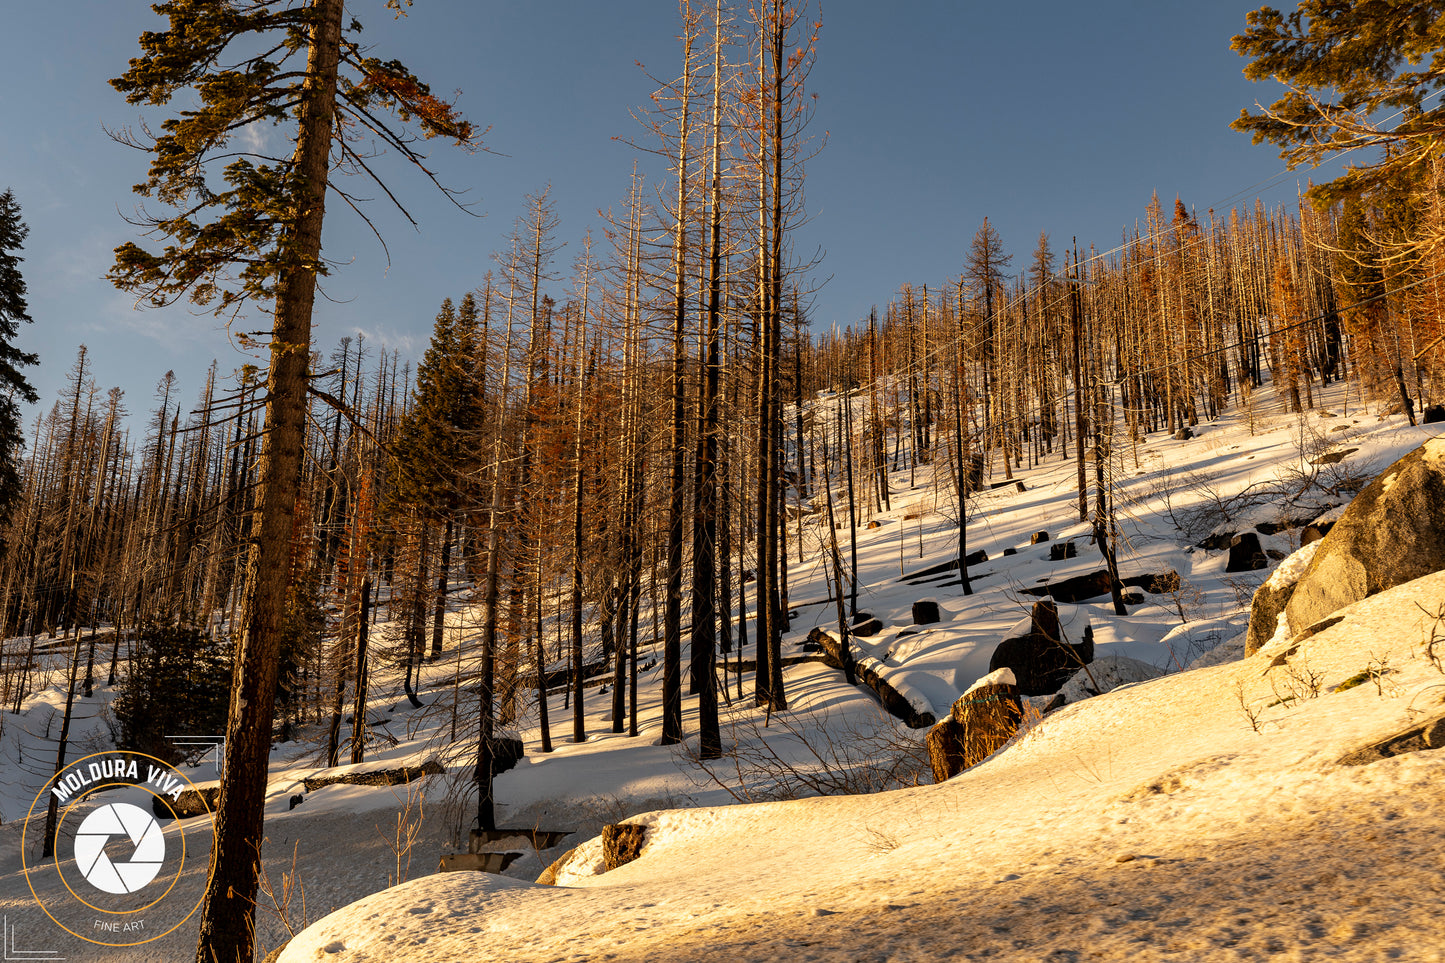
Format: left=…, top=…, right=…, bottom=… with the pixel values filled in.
left=281, top=571, right=1445, bottom=962
left=3, top=381, right=1444, bottom=961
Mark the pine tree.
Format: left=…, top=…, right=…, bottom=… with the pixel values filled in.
left=108, top=5, right=475, bottom=960
left=391, top=295, right=485, bottom=513
left=1232, top=3, right=1445, bottom=219
left=390, top=293, right=484, bottom=666
left=0, top=190, right=40, bottom=540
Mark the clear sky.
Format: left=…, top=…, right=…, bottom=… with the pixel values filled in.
left=2, top=1, right=1331, bottom=427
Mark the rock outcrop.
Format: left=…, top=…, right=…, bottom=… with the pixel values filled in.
left=1338, top=711, right=1445, bottom=767
left=1244, top=541, right=1320, bottom=655
left=536, top=846, right=582, bottom=886
left=602, top=823, right=648, bottom=871
left=1054, top=655, right=1165, bottom=706
left=926, top=718, right=968, bottom=783
left=949, top=668, right=1023, bottom=771
left=1020, top=569, right=1110, bottom=603
left=300, top=758, right=446, bottom=793
left=1286, top=439, right=1445, bottom=633
left=153, top=785, right=220, bottom=820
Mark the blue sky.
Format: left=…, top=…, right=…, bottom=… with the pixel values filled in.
left=2, top=1, right=1331, bottom=424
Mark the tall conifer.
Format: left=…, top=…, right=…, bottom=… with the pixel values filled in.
left=0, top=190, right=39, bottom=538
left=108, top=4, right=475, bottom=959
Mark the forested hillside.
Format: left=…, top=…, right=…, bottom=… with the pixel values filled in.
left=3, top=179, right=1442, bottom=783
left=4, top=2, right=1445, bottom=960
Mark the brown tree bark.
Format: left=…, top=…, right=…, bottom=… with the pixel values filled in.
left=194, top=2, right=343, bottom=959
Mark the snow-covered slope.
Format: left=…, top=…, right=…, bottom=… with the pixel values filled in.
left=3, top=381, right=1444, bottom=961
left=280, top=571, right=1445, bottom=962
left=274, top=385, right=1445, bottom=962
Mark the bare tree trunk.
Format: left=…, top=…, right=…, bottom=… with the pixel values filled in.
left=661, top=7, right=698, bottom=746
left=41, top=631, right=85, bottom=857
left=569, top=257, right=592, bottom=745
left=1071, top=244, right=1089, bottom=522
left=349, top=576, right=371, bottom=765
left=429, top=517, right=453, bottom=661
left=688, top=0, right=726, bottom=759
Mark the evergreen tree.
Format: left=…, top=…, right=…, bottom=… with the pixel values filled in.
left=1232, top=2, right=1445, bottom=210
left=391, top=293, right=484, bottom=513
left=0, top=190, right=40, bottom=540
left=111, top=624, right=233, bottom=766
left=108, top=5, right=475, bottom=960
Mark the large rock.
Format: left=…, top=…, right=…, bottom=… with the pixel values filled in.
left=989, top=600, right=1093, bottom=694
left=602, top=823, right=648, bottom=871
left=1245, top=541, right=1320, bottom=655
left=536, top=846, right=581, bottom=886
left=1020, top=569, right=1111, bottom=604
left=153, top=785, right=220, bottom=820
left=949, top=668, right=1023, bottom=770
left=300, top=758, right=445, bottom=793
left=926, top=717, right=969, bottom=782
left=489, top=737, right=525, bottom=778
left=1054, top=655, right=1165, bottom=705
left=1286, top=439, right=1445, bottom=633
left=1197, top=531, right=1236, bottom=551
left=1337, top=711, right=1445, bottom=767
left=1309, top=447, right=1356, bottom=466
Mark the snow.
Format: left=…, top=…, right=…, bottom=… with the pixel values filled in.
left=1265, top=539, right=1320, bottom=591
left=1425, top=436, right=1445, bottom=470
left=1054, top=654, right=1163, bottom=702
left=965, top=666, right=1017, bottom=692
left=4, top=380, right=1445, bottom=961
left=280, top=572, right=1445, bottom=963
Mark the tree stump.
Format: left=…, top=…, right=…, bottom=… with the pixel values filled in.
left=912, top=599, right=941, bottom=625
